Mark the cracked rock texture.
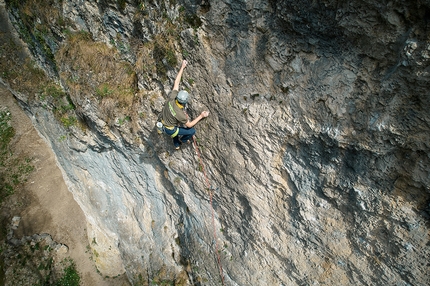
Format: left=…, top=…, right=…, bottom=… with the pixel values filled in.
left=3, top=0, right=430, bottom=285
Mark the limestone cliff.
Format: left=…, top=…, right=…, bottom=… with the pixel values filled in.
left=2, top=0, right=430, bottom=285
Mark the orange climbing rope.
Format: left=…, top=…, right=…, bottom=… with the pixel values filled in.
left=192, top=135, right=225, bottom=286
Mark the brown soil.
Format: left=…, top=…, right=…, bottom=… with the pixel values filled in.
left=0, top=85, right=130, bottom=285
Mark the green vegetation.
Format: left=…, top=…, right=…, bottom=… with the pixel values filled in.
left=118, top=116, right=131, bottom=125
left=146, top=265, right=188, bottom=286
left=0, top=110, right=14, bottom=155
left=181, top=49, right=189, bottom=59
left=166, top=49, right=178, bottom=67
left=38, top=84, right=78, bottom=129
left=56, top=31, right=137, bottom=124
left=60, top=116, right=77, bottom=128
left=153, top=42, right=178, bottom=81
left=0, top=109, right=34, bottom=203
left=1, top=235, right=81, bottom=285
left=55, top=259, right=80, bottom=286
left=96, top=84, right=114, bottom=98
left=42, top=84, right=66, bottom=99
left=197, top=163, right=203, bottom=172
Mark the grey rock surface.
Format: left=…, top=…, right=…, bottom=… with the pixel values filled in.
left=3, top=0, right=429, bottom=285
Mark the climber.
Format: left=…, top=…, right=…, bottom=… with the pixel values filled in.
left=159, top=60, right=209, bottom=150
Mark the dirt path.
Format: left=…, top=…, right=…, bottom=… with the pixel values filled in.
left=0, top=85, right=130, bottom=285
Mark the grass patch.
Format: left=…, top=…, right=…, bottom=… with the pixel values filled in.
left=118, top=116, right=131, bottom=125
left=0, top=109, right=34, bottom=203
left=2, top=236, right=81, bottom=285
left=41, top=84, right=66, bottom=100
left=0, top=110, right=14, bottom=155
left=60, top=116, right=77, bottom=128
left=96, top=84, right=114, bottom=98
left=55, top=258, right=80, bottom=286
left=57, top=32, right=137, bottom=101
left=56, top=31, right=138, bottom=124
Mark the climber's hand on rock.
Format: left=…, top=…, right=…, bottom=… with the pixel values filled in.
left=201, top=111, right=209, bottom=118
left=181, top=60, right=188, bottom=69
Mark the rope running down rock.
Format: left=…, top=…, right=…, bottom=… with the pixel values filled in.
left=192, top=135, right=225, bottom=286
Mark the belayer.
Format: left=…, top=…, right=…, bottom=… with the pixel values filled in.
left=158, top=60, right=209, bottom=150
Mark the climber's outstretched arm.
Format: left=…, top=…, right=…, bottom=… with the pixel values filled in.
left=173, top=60, right=188, bottom=91
left=185, top=111, right=209, bottom=128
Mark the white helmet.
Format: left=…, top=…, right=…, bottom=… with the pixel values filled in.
left=177, top=90, right=189, bottom=104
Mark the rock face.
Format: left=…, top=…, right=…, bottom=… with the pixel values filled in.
left=3, top=0, right=430, bottom=285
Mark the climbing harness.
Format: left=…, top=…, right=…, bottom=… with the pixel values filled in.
left=159, top=120, right=179, bottom=137
left=192, top=136, right=225, bottom=286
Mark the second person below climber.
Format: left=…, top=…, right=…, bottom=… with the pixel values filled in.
left=160, top=60, right=209, bottom=150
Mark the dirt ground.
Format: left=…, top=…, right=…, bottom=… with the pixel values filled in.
left=0, top=85, right=130, bottom=285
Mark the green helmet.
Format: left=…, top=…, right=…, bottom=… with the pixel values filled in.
left=177, top=90, right=189, bottom=104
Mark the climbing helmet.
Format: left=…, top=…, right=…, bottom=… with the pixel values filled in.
left=177, top=90, right=189, bottom=105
